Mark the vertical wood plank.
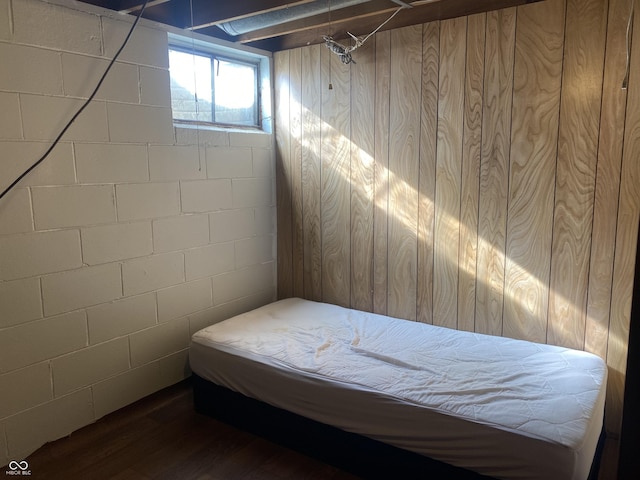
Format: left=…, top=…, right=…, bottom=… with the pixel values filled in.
left=387, top=25, right=423, bottom=321
left=373, top=31, right=391, bottom=316
left=302, top=44, right=323, bottom=302
left=458, top=13, right=486, bottom=332
left=289, top=48, right=305, bottom=299
left=320, top=46, right=351, bottom=308
left=475, top=8, right=516, bottom=336
left=548, top=0, right=608, bottom=350
left=274, top=50, right=293, bottom=299
left=274, top=0, right=634, bottom=442
left=433, top=17, right=466, bottom=329
left=607, top=0, right=640, bottom=437
left=350, top=41, right=376, bottom=312
left=417, top=21, right=440, bottom=325
left=503, top=0, right=565, bottom=343
left=586, top=0, right=628, bottom=360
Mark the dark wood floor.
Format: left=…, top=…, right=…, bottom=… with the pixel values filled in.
left=25, top=380, right=359, bottom=480
left=24, top=379, right=619, bottom=479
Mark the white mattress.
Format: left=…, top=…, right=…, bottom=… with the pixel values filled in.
left=189, top=298, right=607, bottom=480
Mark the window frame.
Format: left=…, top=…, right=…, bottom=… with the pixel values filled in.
left=168, top=33, right=271, bottom=132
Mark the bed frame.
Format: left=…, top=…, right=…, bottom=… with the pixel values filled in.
left=192, top=373, right=605, bottom=480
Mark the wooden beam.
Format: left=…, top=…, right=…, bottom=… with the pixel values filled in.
left=236, top=0, right=403, bottom=44
left=189, top=0, right=317, bottom=30
left=75, top=0, right=170, bottom=14
left=251, top=0, right=542, bottom=50
left=120, top=0, right=170, bottom=14
left=83, top=0, right=162, bottom=12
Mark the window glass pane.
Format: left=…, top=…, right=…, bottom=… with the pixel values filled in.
left=169, top=49, right=212, bottom=122
left=214, top=59, right=257, bottom=126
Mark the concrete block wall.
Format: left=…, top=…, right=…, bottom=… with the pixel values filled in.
left=0, top=0, right=276, bottom=466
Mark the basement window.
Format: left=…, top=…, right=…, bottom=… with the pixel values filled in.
left=168, top=33, right=270, bottom=131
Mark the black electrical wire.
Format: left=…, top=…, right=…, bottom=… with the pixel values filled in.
left=0, top=0, right=150, bottom=201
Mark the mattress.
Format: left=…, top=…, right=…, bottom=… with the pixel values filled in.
left=189, top=298, right=607, bottom=480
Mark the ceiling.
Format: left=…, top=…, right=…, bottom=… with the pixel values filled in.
left=78, top=0, right=541, bottom=52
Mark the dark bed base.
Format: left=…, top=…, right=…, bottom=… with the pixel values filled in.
left=192, top=374, right=604, bottom=480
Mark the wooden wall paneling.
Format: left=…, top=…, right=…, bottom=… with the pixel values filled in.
left=475, top=8, right=516, bottom=336
left=289, top=48, right=305, bottom=298
left=417, top=21, right=440, bottom=325
left=275, top=50, right=293, bottom=299
left=457, top=13, right=486, bottom=332
left=373, top=31, right=391, bottom=316
left=607, top=0, right=640, bottom=437
left=386, top=25, right=423, bottom=321
left=548, top=0, right=608, bottom=350
left=274, top=0, right=636, bottom=451
left=502, top=0, right=565, bottom=343
left=586, top=0, right=629, bottom=360
left=301, top=44, right=323, bottom=302
left=350, top=40, right=376, bottom=312
left=433, top=17, right=467, bottom=329
left=320, top=46, right=352, bottom=307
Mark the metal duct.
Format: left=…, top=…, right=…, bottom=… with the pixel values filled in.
left=216, top=0, right=370, bottom=36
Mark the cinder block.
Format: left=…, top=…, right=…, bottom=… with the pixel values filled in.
left=82, top=221, right=153, bottom=265
left=12, top=0, right=101, bottom=55
left=212, top=262, right=275, bottom=305
left=232, top=177, right=273, bottom=208
left=0, top=141, right=75, bottom=190
left=187, top=306, right=219, bottom=334
left=152, top=214, right=209, bottom=253
left=21, top=95, right=108, bottom=142
left=32, top=185, right=116, bottom=230
left=87, top=293, right=157, bottom=344
left=116, top=182, right=180, bottom=221
left=122, top=252, right=184, bottom=296
left=252, top=148, right=274, bottom=177
left=107, top=103, right=174, bottom=144
left=75, top=143, right=148, bottom=184
left=0, top=93, right=22, bottom=139
left=92, top=350, right=188, bottom=419
left=4, top=389, right=93, bottom=460
left=52, top=338, right=130, bottom=396
left=0, top=43, right=63, bottom=95
left=129, top=317, right=189, bottom=367
left=62, top=54, right=139, bottom=104
left=229, top=131, right=272, bottom=148
left=41, top=263, right=122, bottom=316
left=0, top=230, right=82, bottom=281
left=175, top=126, right=229, bottom=147
left=140, top=66, right=171, bottom=107
left=188, top=289, right=274, bottom=335
left=210, top=209, right=254, bottom=243
left=184, top=243, right=235, bottom=281
left=148, top=145, right=206, bottom=181
left=157, top=279, right=212, bottom=323
left=0, top=310, right=88, bottom=374
left=206, top=147, right=252, bottom=178
left=0, top=363, right=52, bottom=419
left=0, top=277, right=42, bottom=328
left=255, top=206, right=276, bottom=235
left=102, top=20, right=169, bottom=68
left=0, top=0, right=9, bottom=41
left=180, top=179, right=232, bottom=213
left=235, top=236, right=274, bottom=268
left=0, top=188, right=33, bottom=236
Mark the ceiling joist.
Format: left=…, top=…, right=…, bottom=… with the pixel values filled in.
left=76, top=0, right=542, bottom=52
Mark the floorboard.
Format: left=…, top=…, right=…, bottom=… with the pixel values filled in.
left=24, top=380, right=358, bottom=480
left=22, top=379, right=619, bottom=479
